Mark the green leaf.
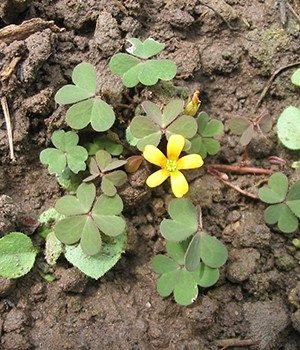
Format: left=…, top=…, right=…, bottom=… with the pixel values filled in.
left=287, top=201, right=300, bottom=218
left=194, top=263, right=220, bottom=288
left=105, top=170, right=127, bottom=186
left=277, top=205, right=298, bottom=233
left=55, top=62, right=96, bottom=104
left=228, top=117, right=250, bottom=135
left=72, top=62, right=97, bottom=94
left=145, top=60, right=177, bottom=82
left=126, top=126, right=139, bottom=146
left=202, top=138, right=221, bottom=155
left=240, top=125, right=254, bottom=146
left=127, top=38, right=165, bottom=59
left=45, top=231, right=63, bottom=266
left=92, top=194, right=123, bottom=215
left=0, top=232, right=37, bottom=279
left=104, top=160, right=127, bottom=172
left=166, top=241, right=188, bottom=265
left=173, top=269, right=198, bottom=306
left=184, top=233, right=201, bottom=272
left=277, top=106, right=300, bottom=150
left=136, top=132, right=162, bottom=151
left=258, top=172, right=288, bottom=204
left=80, top=217, right=102, bottom=255
left=287, top=181, right=300, bottom=218
left=166, top=116, right=198, bottom=139
left=157, top=270, right=178, bottom=297
left=101, top=176, right=117, bottom=196
left=52, top=130, right=78, bottom=149
left=142, top=100, right=163, bottom=125
left=109, top=53, right=141, bottom=75
left=38, top=208, right=65, bottom=239
left=95, top=150, right=112, bottom=171
left=64, top=233, right=126, bottom=279
left=162, top=99, right=184, bottom=127
left=199, top=233, right=228, bottom=268
left=152, top=255, right=178, bottom=274
left=264, top=203, right=285, bottom=225
left=66, top=98, right=115, bottom=132
left=202, top=120, right=224, bottom=137
left=40, top=148, right=66, bottom=174
left=160, top=199, right=198, bottom=242
left=291, top=68, right=300, bottom=86
left=55, top=216, right=87, bottom=245
left=130, top=116, right=159, bottom=138
left=122, top=63, right=141, bottom=87
left=197, top=112, right=209, bottom=131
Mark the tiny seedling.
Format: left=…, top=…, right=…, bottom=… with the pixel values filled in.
left=228, top=113, right=272, bottom=146
left=40, top=130, right=88, bottom=174
left=152, top=198, right=228, bottom=305
left=55, top=63, right=115, bottom=131
left=188, top=112, right=224, bottom=158
left=0, top=232, right=37, bottom=279
left=83, top=150, right=127, bottom=196
left=259, top=172, right=300, bottom=233
left=109, top=38, right=177, bottom=87
left=128, top=99, right=197, bottom=151
left=54, top=183, right=126, bottom=256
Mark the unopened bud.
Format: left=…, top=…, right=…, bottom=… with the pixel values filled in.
left=185, top=90, right=201, bottom=117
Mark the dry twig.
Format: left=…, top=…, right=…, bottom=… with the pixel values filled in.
left=1, top=97, right=15, bottom=161
left=0, top=18, right=63, bottom=45
left=0, top=56, right=22, bottom=80
left=254, top=61, right=300, bottom=112
left=215, top=337, right=258, bottom=349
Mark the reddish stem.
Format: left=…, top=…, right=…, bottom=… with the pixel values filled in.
left=208, top=164, right=272, bottom=175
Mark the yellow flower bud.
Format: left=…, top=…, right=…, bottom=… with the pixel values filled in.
left=184, top=91, right=201, bottom=117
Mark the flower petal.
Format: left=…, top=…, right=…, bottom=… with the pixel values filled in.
left=143, top=145, right=167, bottom=167
left=146, top=169, right=169, bottom=188
left=177, top=154, right=204, bottom=170
left=167, top=134, right=185, bottom=160
left=170, top=171, right=189, bottom=198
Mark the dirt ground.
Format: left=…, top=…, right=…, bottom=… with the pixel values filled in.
left=0, top=0, right=300, bottom=349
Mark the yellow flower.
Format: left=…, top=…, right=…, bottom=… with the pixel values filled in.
left=185, top=90, right=201, bottom=117
left=143, top=134, right=204, bottom=198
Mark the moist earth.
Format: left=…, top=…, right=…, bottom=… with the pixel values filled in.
left=0, top=0, right=300, bottom=349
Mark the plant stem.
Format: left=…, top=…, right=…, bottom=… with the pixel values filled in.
left=208, top=164, right=272, bottom=175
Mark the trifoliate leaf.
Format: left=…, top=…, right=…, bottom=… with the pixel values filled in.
left=101, top=176, right=117, bottom=196
left=136, top=132, right=162, bottom=151
left=40, top=130, right=88, bottom=175
left=258, top=172, right=288, bottom=204
left=277, top=106, right=300, bottom=150
left=0, top=232, right=37, bottom=279
left=199, top=232, right=228, bottom=268
left=166, top=241, right=188, bottom=265
left=162, top=99, right=184, bottom=127
left=201, top=119, right=224, bottom=137
left=277, top=205, right=298, bottom=233
left=141, top=100, right=163, bottom=125
left=166, top=116, right=198, bottom=139
left=157, top=270, right=178, bottom=297
left=228, top=117, right=250, bottom=135
left=130, top=116, right=160, bottom=138
left=65, top=233, right=126, bottom=279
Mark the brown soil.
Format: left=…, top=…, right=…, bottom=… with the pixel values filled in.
left=0, top=0, right=300, bottom=349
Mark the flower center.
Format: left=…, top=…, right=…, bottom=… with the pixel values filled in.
left=166, top=159, right=177, bottom=172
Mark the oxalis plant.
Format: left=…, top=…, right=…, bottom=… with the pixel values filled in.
left=0, top=37, right=228, bottom=306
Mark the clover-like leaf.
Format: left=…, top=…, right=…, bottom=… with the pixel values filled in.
left=199, top=232, right=228, bottom=268
left=173, top=269, right=198, bottom=305
left=126, top=38, right=165, bottom=59
left=0, top=232, right=37, bottom=279
left=291, top=68, right=300, bottom=86
left=277, top=106, right=300, bottom=150
left=264, top=203, right=298, bottom=233
left=86, top=136, right=123, bottom=156
left=184, top=233, right=201, bottom=272
left=286, top=181, right=300, bottom=218
left=65, top=233, right=126, bottom=279
left=188, top=112, right=223, bottom=158
left=55, top=63, right=97, bottom=104
left=166, top=240, right=188, bottom=265
left=54, top=183, right=125, bottom=256
left=166, top=116, right=198, bottom=139
left=160, top=198, right=198, bottom=242
left=40, top=130, right=88, bottom=175
left=193, top=263, right=220, bottom=288
left=228, top=117, right=250, bottom=135
left=258, top=172, right=288, bottom=204
left=109, top=38, right=177, bottom=87
left=152, top=255, right=179, bottom=274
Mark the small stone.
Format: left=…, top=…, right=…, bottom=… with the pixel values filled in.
left=189, top=175, right=223, bottom=207
left=275, top=253, right=297, bottom=271
left=227, top=210, right=241, bottom=223
left=243, top=299, right=290, bottom=349
left=140, top=224, right=156, bottom=240
left=3, top=309, right=28, bottom=332
left=151, top=198, right=165, bottom=217
left=233, top=224, right=271, bottom=249
left=185, top=296, right=218, bottom=330
left=227, top=248, right=260, bottom=283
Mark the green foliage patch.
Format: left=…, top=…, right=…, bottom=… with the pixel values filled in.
left=259, top=172, right=300, bottom=233
left=109, top=38, right=177, bottom=87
